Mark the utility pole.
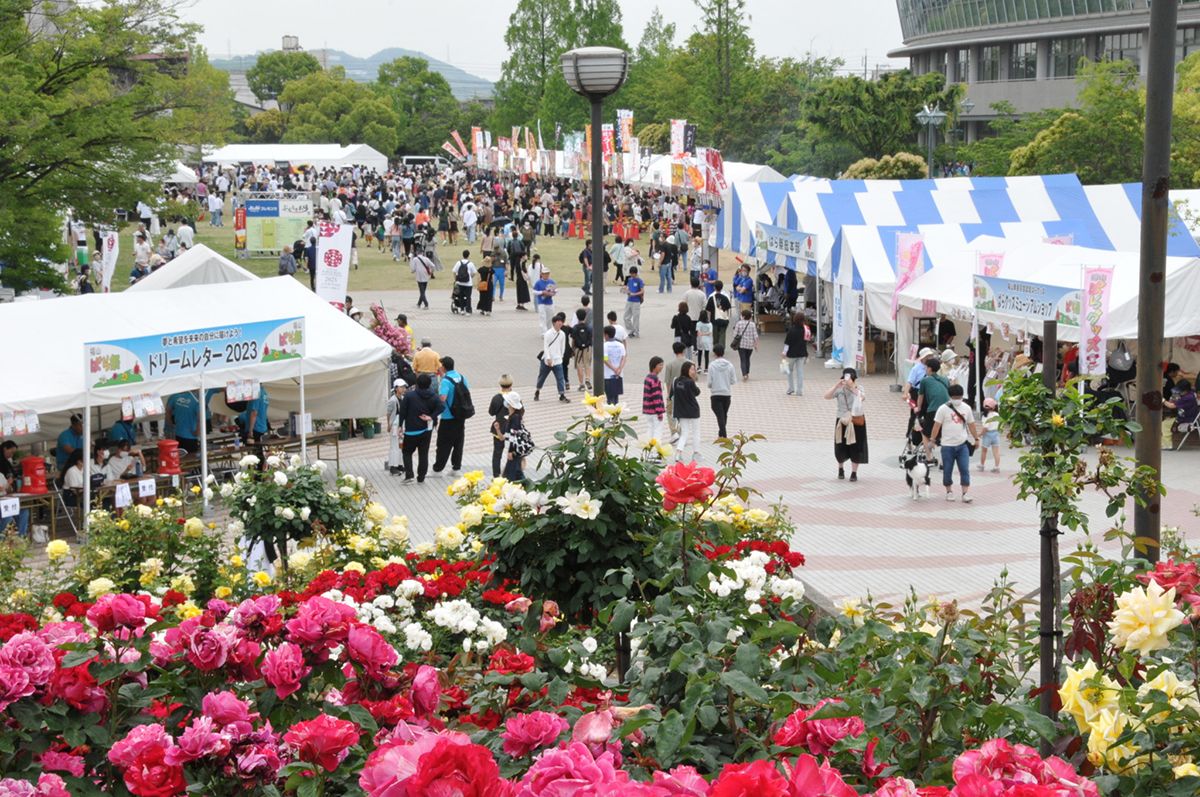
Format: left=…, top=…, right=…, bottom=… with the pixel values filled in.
left=1133, top=0, right=1178, bottom=562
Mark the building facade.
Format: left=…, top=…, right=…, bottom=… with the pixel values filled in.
left=890, top=0, right=1200, bottom=141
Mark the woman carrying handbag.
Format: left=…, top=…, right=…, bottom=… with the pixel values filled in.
left=824, top=367, right=867, bottom=481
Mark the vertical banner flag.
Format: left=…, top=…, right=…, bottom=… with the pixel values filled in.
left=554, top=122, right=562, bottom=148
left=525, top=127, right=536, bottom=158
left=670, top=119, right=686, bottom=157
left=314, top=222, right=352, bottom=309
left=891, top=232, right=925, bottom=319
left=705, top=148, right=727, bottom=194
left=683, top=124, right=697, bottom=156
left=617, top=109, right=634, bottom=152
left=441, top=141, right=461, bottom=160
left=537, top=120, right=544, bottom=151
left=600, top=124, right=615, bottom=155
left=499, top=137, right=512, bottom=153
left=976, top=252, right=1004, bottom=277
left=671, top=162, right=684, bottom=189
left=1080, top=266, right=1114, bottom=376
left=684, top=158, right=706, bottom=191
left=450, top=130, right=469, bottom=158
left=484, top=130, right=492, bottom=149
left=100, top=230, right=119, bottom=293
left=234, top=206, right=247, bottom=252
left=584, top=125, right=593, bottom=159
left=511, top=126, right=520, bottom=149
left=470, top=127, right=482, bottom=154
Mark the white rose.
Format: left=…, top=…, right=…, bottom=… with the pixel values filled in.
left=219, top=483, right=234, bottom=498
left=273, top=471, right=289, bottom=487
left=239, top=454, right=260, bottom=469
left=313, top=460, right=328, bottom=472
left=281, top=507, right=296, bottom=521
left=299, top=507, right=312, bottom=521
left=581, top=636, right=598, bottom=655
left=266, top=455, right=282, bottom=468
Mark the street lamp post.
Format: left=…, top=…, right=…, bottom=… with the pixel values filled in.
left=915, top=104, right=948, bottom=177
left=561, top=46, right=629, bottom=395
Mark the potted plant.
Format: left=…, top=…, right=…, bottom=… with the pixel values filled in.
left=359, top=418, right=379, bottom=439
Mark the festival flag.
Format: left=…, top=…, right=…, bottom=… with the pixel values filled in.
left=705, top=148, right=727, bottom=193
left=891, top=232, right=925, bottom=320
left=234, top=206, right=247, bottom=251
left=976, top=252, right=1004, bottom=277
left=99, top=230, right=119, bottom=293
left=669, top=119, right=686, bottom=157
left=1081, top=266, right=1115, bottom=376
left=537, top=120, right=544, bottom=151
left=450, top=130, right=469, bottom=158
left=683, top=124, right=697, bottom=156
left=671, top=162, right=684, bottom=189
left=499, top=137, right=511, bottom=153
left=512, top=126, right=521, bottom=149
left=585, top=125, right=593, bottom=158
left=600, top=124, right=615, bottom=156
left=554, top=122, right=562, bottom=148
left=441, top=141, right=461, bottom=160
left=525, top=127, right=536, bottom=157
left=314, top=222, right=352, bottom=310
left=484, top=130, right=492, bottom=148
left=617, top=109, right=634, bottom=153
left=684, top=158, right=705, bottom=191
left=470, top=127, right=482, bottom=154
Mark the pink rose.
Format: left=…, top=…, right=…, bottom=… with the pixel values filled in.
left=950, top=739, right=1099, bottom=797
left=0, top=665, right=35, bottom=710
left=234, top=743, right=283, bottom=783
left=0, top=633, right=55, bottom=686
left=285, top=596, right=357, bottom=650
left=504, top=597, right=533, bottom=614
left=650, top=766, right=709, bottom=796
left=109, top=723, right=173, bottom=769
left=411, top=664, right=440, bottom=716
left=201, top=690, right=255, bottom=727
left=502, top=711, right=569, bottom=757
left=773, top=698, right=865, bottom=755
left=572, top=709, right=616, bottom=756
left=35, top=774, right=69, bottom=797
left=784, top=755, right=858, bottom=797
left=0, top=779, right=36, bottom=797
left=516, top=742, right=628, bottom=796
left=262, top=642, right=310, bottom=700
left=185, top=625, right=234, bottom=672
left=347, top=625, right=399, bottom=680
left=165, top=716, right=231, bottom=766
left=86, top=593, right=147, bottom=633
left=655, top=461, right=716, bottom=510
left=283, top=713, right=360, bottom=773
left=38, top=622, right=90, bottom=647
left=38, top=751, right=85, bottom=778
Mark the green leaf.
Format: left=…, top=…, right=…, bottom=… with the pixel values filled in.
left=296, top=776, right=321, bottom=797
left=610, top=599, right=637, bottom=634
left=656, top=710, right=686, bottom=764
left=719, top=669, right=769, bottom=702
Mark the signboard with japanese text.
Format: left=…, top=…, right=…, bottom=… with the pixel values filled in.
left=84, top=317, right=305, bottom=391
left=754, top=223, right=817, bottom=262
left=973, top=275, right=1081, bottom=327
left=244, top=195, right=312, bottom=254
left=1080, top=266, right=1114, bottom=376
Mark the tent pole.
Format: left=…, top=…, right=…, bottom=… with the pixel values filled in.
left=973, top=314, right=982, bottom=413
left=82, top=391, right=91, bottom=535
left=199, top=375, right=208, bottom=516
left=815, top=270, right=822, bottom=357
left=299, top=359, right=308, bottom=464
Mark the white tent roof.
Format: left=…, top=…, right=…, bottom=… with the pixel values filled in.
left=167, top=160, right=197, bottom=185
left=895, top=235, right=1200, bottom=341
left=126, top=245, right=257, bottom=292
left=723, top=161, right=786, bottom=184
left=0, top=277, right=392, bottom=434
left=203, top=144, right=389, bottom=174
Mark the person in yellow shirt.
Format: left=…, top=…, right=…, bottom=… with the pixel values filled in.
left=412, top=339, right=441, bottom=392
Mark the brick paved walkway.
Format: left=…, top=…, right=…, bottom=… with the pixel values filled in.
left=324, top=280, right=1200, bottom=607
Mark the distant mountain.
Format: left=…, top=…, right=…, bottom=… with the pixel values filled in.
left=211, top=47, right=494, bottom=102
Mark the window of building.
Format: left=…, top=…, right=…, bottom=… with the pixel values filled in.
left=1178, top=27, right=1200, bottom=64
left=979, top=45, right=1000, bottom=82
left=1050, top=37, right=1085, bottom=77
left=933, top=50, right=948, bottom=78
left=1102, top=31, right=1142, bottom=71
left=1009, top=41, right=1037, bottom=80
left=954, top=47, right=971, bottom=83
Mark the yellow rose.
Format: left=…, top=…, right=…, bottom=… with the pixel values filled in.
left=288, top=550, right=314, bottom=571
left=459, top=504, right=484, bottom=529
left=435, top=525, right=465, bottom=551
left=45, top=540, right=70, bottom=562
left=583, top=393, right=601, bottom=407
left=1108, top=580, right=1186, bottom=655
left=1051, top=413, right=1065, bottom=427
left=214, top=586, right=233, bottom=599
left=170, top=575, right=195, bottom=595
left=838, top=598, right=867, bottom=626
left=1137, top=669, right=1200, bottom=724
left=1058, top=660, right=1120, bottom=734
left=344, top=561, right=366, bottom=574
left=190, top=485, right=201, bottom=494
left=86, top=578, right=116, bottom=599
left=251, top=571, right=272, bottom=588
left=464, top=470, right=484, bottom=485
left=1086, top=708, right=1143, bottom=773
left=229, top=554, right=244, bottom=568
left=9, top=589, right=29, bottom=603
left=183, top=517, right=205, bottom=538
left=588, top=429, right=603, bottom=439
left=1173, top=762, right=1200, bottom=779
left=117, top=519, right=131, bottom=531
left=138, top=572, right=156, bottom=588
left=366, top=502, right=388, bottom=524
left=176, top=601, right=203, bottom=619
left=414, top=542, right=436, bottom=556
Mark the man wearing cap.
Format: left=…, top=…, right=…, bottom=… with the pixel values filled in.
left=532, top=266, right=558, bottom=335
left=488, top=375, right=514, bottom=478
left=413, top=340, right=441, bottom=393
left=534, top=313, right=570, bottom=403
left=386, top=379, right=407, bottom=475
left=906, top=347, right=935, bottom=405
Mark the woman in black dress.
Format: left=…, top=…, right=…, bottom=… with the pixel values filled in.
left=514, top=252, right=532, bottom=311
left=477, top=258, right=494, bottom=316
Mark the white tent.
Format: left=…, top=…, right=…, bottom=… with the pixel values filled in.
left=126, top=245, right=257, bottom=292
left=0, top=276, right=392, bottom=441
left=723, top=161, right=786, bottom=184
left=166, top=160, right=198, bottom=185
left=203, top=144, right=389, bottom=174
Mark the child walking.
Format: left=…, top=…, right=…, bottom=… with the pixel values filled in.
left=978, top=397, right=1001, bottom=472
left=694, top=311, right=713, bottom=372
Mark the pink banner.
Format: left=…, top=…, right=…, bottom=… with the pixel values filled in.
left=1081, top=266, right=1114, bottom=377
left=450, top=130, right=469, bottom=159
left=976, top=252, right=1004, bottom=277
left=600, top=124, right=615, bottom=156
left=670, top=119, right=686, bottom=158
left=891, top=232, right=925, bottom=320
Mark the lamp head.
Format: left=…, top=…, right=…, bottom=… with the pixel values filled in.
left=560, top=47, right=629, bottom=99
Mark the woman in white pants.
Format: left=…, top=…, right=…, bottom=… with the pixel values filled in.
left=671, top=362, right=702, bottom=462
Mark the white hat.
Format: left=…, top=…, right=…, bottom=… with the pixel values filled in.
left=940, top=348, right=958, bottom=363
left=503, top=391, right=524, bottom=411
left=910, top=346, right=935, bottom=363
left=393, top=378, right=407, bottom=388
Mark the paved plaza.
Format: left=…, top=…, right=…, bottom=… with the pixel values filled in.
left=336, top=277, right=1200, bottom=610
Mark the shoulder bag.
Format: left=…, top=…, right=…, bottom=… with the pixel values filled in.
left=947, top=402, right=977, bottom=455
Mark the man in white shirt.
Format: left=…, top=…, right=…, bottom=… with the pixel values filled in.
left=451, top=250, right=476, bottom=315
left=462, top=204, right=478, bottom=242
left=608, top=237, right=626, bottom=284
left=176, top=221, right=194, bottom=250
left=533, top=313, right=570, bottom=403
left=931, top=384, right=982, bottom=503
left=207, top=192, right=223, bottom=227
left=103, top=439, right=144, bottom=483
left=605, top=310, right=628, bottom=348
left=602, top=325, right=626, bottom=404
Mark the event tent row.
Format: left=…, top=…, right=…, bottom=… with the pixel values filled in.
left=202, top=144, right=390, bottom=174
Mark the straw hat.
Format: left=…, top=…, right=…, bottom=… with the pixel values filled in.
left=1012, top=354, right=1034, bottom=371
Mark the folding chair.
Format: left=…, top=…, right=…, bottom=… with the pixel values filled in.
left=1175, top=420, right=1199, bottom=451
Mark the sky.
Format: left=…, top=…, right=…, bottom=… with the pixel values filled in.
left=187, top=0, right=908, bottom=81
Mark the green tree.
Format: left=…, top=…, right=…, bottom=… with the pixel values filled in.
left=377, top=56, right=461, bottom=155
left=169, top=47, right=237, bottom=151
left=245, top=49, right=322, bottom=103
left=242, top=108, right=287, bottom=143
left=492, top=0, right=570, bottom=129
left=279, top=68, right=400, bottom=155
left=957, top=101, right=1060, bottom=177
left=842, top=152, right=929, bottom=179
left=805, top=71, right=959, bottom=160
left=690, top=0, right=755, bottom=152
left=1008, top=60, right=1143, bottom=183
left=0, top=0, right=231, bottom=291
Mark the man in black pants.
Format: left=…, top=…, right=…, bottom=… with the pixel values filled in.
left=488, top=375, right=514, bottom=478
left=433, top=356, right=470, bottom=475
left=400, top=373, right=441, bottom=483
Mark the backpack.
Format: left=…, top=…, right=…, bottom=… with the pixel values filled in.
left=448, top=375, right=475, bottom=420
left=456, top=261, right=470, bottom=282
left=572, top=321, right=592, bottom=350
left=712, top=294, right=730, bottom=322
left=509, top=425, right=535, bottom=457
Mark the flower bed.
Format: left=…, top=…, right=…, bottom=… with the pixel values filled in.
left=0, top=398, right=1193, bottom=795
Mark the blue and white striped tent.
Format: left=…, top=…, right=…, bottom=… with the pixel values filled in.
left=778, top=178, right=1200, bottom=283
left=709, top=178, right=829, bottom=263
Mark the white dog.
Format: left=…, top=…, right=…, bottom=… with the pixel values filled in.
left=903, top=454, right=930, bottom=500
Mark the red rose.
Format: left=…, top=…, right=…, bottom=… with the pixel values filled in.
left=48, top=662, right=106, bottom=712
left=160, top=590, right=187, bottom=608
left=283, top=713, right=360, bottom=772
left=407, top=738, right=508, bottom=796
left=773, top=698, right=865, bottom=755
left=123, top=746, right=186, bottom=797
left=655, top=461, right=716, bottom=510
left=487, top=648, right=535, bottom=676
left=709, top=760, right=789, bottom=797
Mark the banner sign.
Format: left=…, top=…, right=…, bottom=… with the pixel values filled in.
left=450, top=130, right=469, bottom=159
left=315, top=222, right=352, bottom=309
left=891, top=232, right=925, bottom=320
left=233, top=206, right=247, bottom=251
left=471, top=127, right=483, bottom=154
left=671, top=162, right=684, bottom=189
left=441, top=141, right=462, bottom=161
left=683, top=124, right=697, bottom=156
left=705, top=148, right=727, bottom=194
left=754, top=223, right=817, bottom=261
left=976, top=251, right=1004, bottom=277
left=973, top=275, right=1081, bottom=326
left=670, top=119, right=686, bottom=157
left=100, top=230, right=119, bottom=293
left=830, top=285, right=866, bottom=367
left=0, top=411, right=40, bottom=437
left=617, top=109, right=634, bottom=152
left=684, top=158, right=705, bottom=191
left=1080, top=266, right=1114, bottom=376
left=600, top=124, right=615, bottom=156
left=245, top=195, right=312, bottom=254
left=85, top=317, right=305, bottom=390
